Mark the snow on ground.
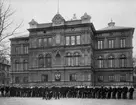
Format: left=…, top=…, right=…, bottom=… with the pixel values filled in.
left=0, top=97, right=136, bottom=105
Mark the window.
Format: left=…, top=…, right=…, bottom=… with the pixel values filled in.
left=15, top=77, right=20, bottom=83
left=43, top=38, right=47, bottom=47
left=84, top=54, right=88, bottom=65
left=98, top=56, right=104, bottom=68
left=76, top=36, right=80, bottom=45
left=45, top=54, right=52, bottom=67
left=15, top=46, right=20, bottom=54
left=38, top=38, right=43, bottom=47
left=71, top=36, right=75, bottom=45
left=41, top=74, right=48, bottom=82
left=23, top=60, right=28, bottom=70
left=15, top=60, right=19, bottom=71
left=108, top=75, right=114, bottom=82
left=56, top=53, right=61, bottom=65
left=38, top=54, right=44, bottom=67
left=73, top=52, right=80, bottom=66
left=120, top=74, right=126, bottom=82
left=108, top=55, right=114, bottom=68
left=98, top=40, right=103, bottom=49
left=23, top=77, right=28, bottom=83
left=98, top=75, right=103, bottom=82
left=66, top=36, right=70, bottom=45
left=120, top=55, right=126, bottom=67
left=70, top=74, right=76, bottom=81
left=24, top=46, right=28, bottom=54
left=108, top=39, right=114, bottom=48
left=48, top=38, right=52, bottom=46
left=66, top=52, right=72, bottom=66
left=31, top=38, right=37, bottom=48
left=120, top=39, right=125, bottom=48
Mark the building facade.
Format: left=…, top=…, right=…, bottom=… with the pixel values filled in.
left=10, top=13, right=135, bottom=87
left=0, top=58, right=10, bottom=85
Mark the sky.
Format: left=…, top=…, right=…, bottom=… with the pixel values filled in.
left=4, top=0, right=136, bottom=56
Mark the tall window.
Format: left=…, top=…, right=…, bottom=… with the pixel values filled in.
left=38, top=54, right=44, bottom=67
left=24, top=46, right=28, bottom=54
left=66, top=36, right=70, bottom=45
left=66, top=52, right=72, bottom=66
left=15, top=77, right=20, bottom=83
left=15, top=46, right=20, bottom=54
left=69, top=74, right=76, bottom=81
left=71, top=36, right=75, bottom=45
left=76, top=36, right=81, bottom=45
left=98, top=75, right=103, bottom=82
left=98, top=40, right=103, bottom=49
left=43, top=38, right=47, bottom=47
left=56, top=53, right=61, bottom=65
left=108, top=75, right=114, bottom=82
left=23, top=77, right=28, bottom=83
left=108, top=39, right=114, bottom=48
left=23, top=60, right=28, bottom=70
left=74, top=52, right=80, bottom=66
left=15, top=60, right=19, bottom=71
left=84, top=54, right=88, bottom=65
left=45, top=54, right=52, bottom=67
left=120, top=38, right=126, bottom=48
left=38, top=38, right=43, bottom=47
left=120, top=55, right=126, bottom=67
left=120, top=74, right=126, bottom=82
left=98, top=56, right=104, bottom=68
left=108, top=55, right=114, bottom=68
left=48, top=38, right=52, bottom=46
left=41, top=74, right=48, bottom=82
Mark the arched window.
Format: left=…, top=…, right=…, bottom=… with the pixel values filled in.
left=108, top=55, right=114, bottom=68
left=98, top=56, right=104, bottom=68
left=15, top=77, right=20, bottom=83
left=45, top=54, right=51, bottom=67
left=56, top=53, right=61, bottom=65
left=66, top=52, right=72, bottom=66
left=15, top=60, right=19, bottom=71
left=73, top=52, right=80, bottom=66
left=23, top=60, right=28, bottom=70
left=120, top=54, right=126, bottom=67
left=39, top=54, right=44, bottom=67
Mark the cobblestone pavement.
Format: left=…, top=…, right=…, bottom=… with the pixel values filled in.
left=0, top=98, right=136, bottom=105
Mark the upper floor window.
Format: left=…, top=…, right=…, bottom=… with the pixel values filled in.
left=15, top=60, right=19, bottom=71
left=98, top=56, right=104, bottom=68
left=98, top=75, right=103, bottom=82
left=24, top=46, right=28, bottom=54
left=48, top=38, right=52, bottom=46
left=66, top=36, right=70, bottom=45
left=15, top=76, right=20, bottom=83
left=41, top=74, right=48, bottom=82
left=38, top=54, right=44, bottom=67
left=38, top=38, right=43, bottom=47
left=23, top=60, right=28, bottom=70
left=76, top=36, right=81, bottom=45
left=43, top=38, right=47, bottom=47
left=120, top=38, right=126, bottom=48
left=73, top=52, right=80, bottom=66
left=69, top=73, right=76, bottom=81
left=108, top=75, right=114, bottom=82
left=108, top=55, right=114, bottom=68
left=120, top=74, right=126, bottom=82
left=45, top=54, right=52, bottom=67
left=119, top=54, right=126, bottom=67
left=15, top=46, right=20, bottom=54
left=65, top=52, right=72, bottom=66
left=98, top=40, right=103, bottom=49
left=23, top=77, right=28, bottom=83
left=71, top=36, right=75, bottom=45
left=108, top=39, right=114, bottom=48
left=55, top=53, right=61, bottom=65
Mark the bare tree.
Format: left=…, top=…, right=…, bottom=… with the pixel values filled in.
left=0, top=0, right=23, bottom=59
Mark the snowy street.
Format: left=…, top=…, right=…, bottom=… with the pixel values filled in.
left=0, top=97, right=136, bottom=105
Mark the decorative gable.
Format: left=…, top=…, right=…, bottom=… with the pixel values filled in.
left=52, top=13, right=65, bottom=26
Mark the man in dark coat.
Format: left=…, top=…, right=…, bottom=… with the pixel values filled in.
left=128, top=86, right=134, bottom=99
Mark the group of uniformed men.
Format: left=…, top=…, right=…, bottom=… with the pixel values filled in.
left=0, top=85, right=135, bottom=100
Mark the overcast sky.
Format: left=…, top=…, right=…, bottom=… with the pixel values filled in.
left=5, top=0, right=136, bottom=56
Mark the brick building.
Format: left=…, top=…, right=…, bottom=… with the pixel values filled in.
left=10, top=13, right=134, bottom=87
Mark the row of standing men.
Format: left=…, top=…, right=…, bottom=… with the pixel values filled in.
left=0, top=85, right=135, bottom=99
